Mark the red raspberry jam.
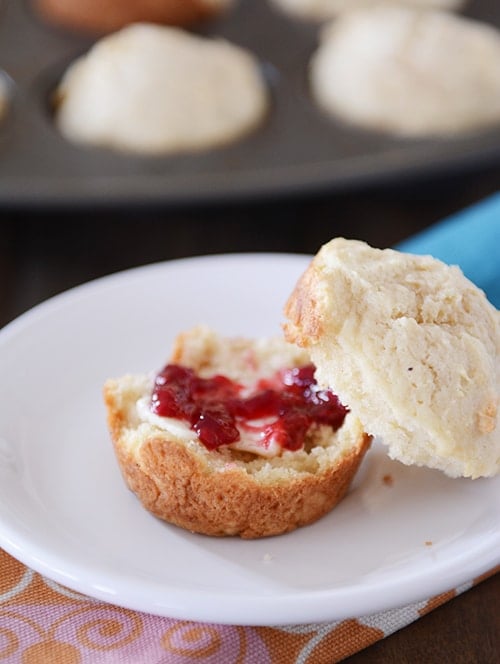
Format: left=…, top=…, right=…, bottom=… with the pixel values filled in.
left=150, top=363, right=348, bottom=452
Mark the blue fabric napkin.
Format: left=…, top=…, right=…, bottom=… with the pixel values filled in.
left=396, top=192, right=500, bottom=308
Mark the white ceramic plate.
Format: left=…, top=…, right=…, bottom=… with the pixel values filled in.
left=0, top=254, right=498, bottom=626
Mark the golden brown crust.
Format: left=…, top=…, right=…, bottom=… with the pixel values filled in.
left=33, top=0, right=226, bottom=33
left=477, top=398, right=499, bottom=434
left=142, top=435, right=370, bottom=538
left=283, top=264, right=324, bottom=348
left=103, top=378, right=371, bottom=539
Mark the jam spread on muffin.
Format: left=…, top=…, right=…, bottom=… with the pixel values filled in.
left=150, top=363, right=348, bottom=452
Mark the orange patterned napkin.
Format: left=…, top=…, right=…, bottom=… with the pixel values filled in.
left=1, top=548, right=497, bottom=664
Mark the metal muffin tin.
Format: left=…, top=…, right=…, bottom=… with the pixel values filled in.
left=1, top=0, right=500, bottom=207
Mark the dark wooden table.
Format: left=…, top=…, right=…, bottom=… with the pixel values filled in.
left=1, top=163, right=499, bottom=663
